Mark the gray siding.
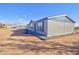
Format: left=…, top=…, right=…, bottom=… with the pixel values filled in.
left=64, top=22, right=75, bottom=33
left=47, top=19, right=75, bottom=37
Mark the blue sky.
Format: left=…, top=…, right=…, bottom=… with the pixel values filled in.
left=0, top=3, right=79, bottom=26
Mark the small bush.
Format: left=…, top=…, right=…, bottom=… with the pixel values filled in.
left=0, top=23, right=5, bottom=28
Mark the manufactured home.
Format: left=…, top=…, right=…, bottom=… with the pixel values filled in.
left=27, top=15, right=75, bottom=39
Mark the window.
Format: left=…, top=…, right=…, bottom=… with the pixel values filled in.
left=37, top=21, right=44, bottom=32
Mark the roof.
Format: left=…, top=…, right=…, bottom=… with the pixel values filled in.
left=48, top=15, right=67, bottom=19
left=29, top=20, right=35, bottom=24
left=36, top=15, right=75, bottom=23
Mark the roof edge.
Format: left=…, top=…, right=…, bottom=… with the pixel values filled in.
left=28, top=15, right=75, bottom=23
left=65, top=16, right=75, bottom=23
left=47, top=15, right=67, bottom=19
left=47, top=15, right=75, bottom=23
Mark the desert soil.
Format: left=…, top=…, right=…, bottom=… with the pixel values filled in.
left=0, top=27, right=79, bottom=55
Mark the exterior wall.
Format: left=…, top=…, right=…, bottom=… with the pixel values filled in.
left=64, top=22, right=75, bottom=34
left=47, top=20, right=75, bottom=37
left=27, top=16, right=75, bottom=39
left=35, top=20, right=47, bottom=36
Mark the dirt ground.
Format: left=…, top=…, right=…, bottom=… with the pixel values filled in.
left=0, top=27, right=79, bottom=55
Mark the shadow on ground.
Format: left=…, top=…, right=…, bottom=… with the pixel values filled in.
left=10, top=29, right=46, bottom=40
left=10, top=42, right=79, bottom=55
left=11, top=29, right=34, bottom=36
left=7, top=28, right=79, bottom=54
left=1, top=37, right=79, bottom=54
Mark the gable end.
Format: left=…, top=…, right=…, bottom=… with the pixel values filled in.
left=65, top=16, right=75, bottom=23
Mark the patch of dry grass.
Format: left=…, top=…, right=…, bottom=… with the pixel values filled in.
left=0, top=28, right=79, bottom=55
